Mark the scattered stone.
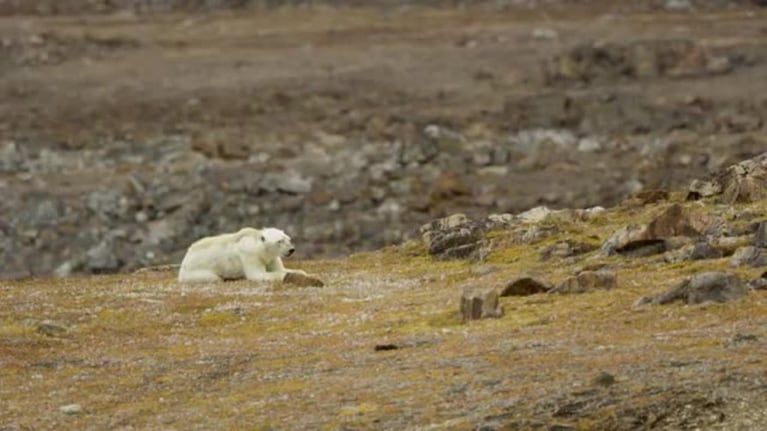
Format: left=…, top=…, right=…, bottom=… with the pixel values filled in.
left=687, top=178, right=722, bottom=200
left=460, top=288, right=504, bottom=321
left=687, top=152, right=767, bottom=203
left=664, top=242, right=723, bottom=263
left=541, top=240, right=598, bottom=261
left=730, top=246, right=767, bottom=267
left=261, top=171, right=313, bottom=194
left=544, top=39, right=736, bottom=84
left=645, top=204, right=710, bottom=238
left=754, top=222, right=767, bottom=248
left=531, top=28, right=559, bottom=41
left=486, top=213, right=514, bottom=227
left=420, top=213, right=470, bottom=245
left=636, top=272, right=748, bottom=306
left=710, top=235, right=754, bottom=256
left=517, top=206, right=553, bottom=224
left=592, top=371, right=616, bottom=387
left=36, top=320, right=68, bottom=337
left=664, top=0, right=692, bottom=11
left=59, top=404, right=82, bottom=415
left=749, top=273, right=767, bottom=290
left=85, top=240, right=120, bottom=274
left=86, top=189, right=130, bottom=221
left=283, top=272, right=325, bottom=287
left=471, top=265, right=500, bottom=277
left=420, top=214, right=490, bottom=260
left=500, top=276, right=552, bottom=296
left=725, top=333, right=758, bottom=347
left=551, top=270, right=617, bottom=294
left=601, top=204, right=710, bottom=257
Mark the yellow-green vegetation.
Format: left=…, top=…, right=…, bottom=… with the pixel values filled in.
left=2, top=199, right=767, bottom=430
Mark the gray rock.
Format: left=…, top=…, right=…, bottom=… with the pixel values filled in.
left=592, top=371, right=616, bottom=387
left=541, top=240, right=598, bottom=261
left=517, top=206, right=554, bottom=224
left=0, top=141, right=26, bottom=173
left=16, top=198, right=66, bottom=229
left=460, top=288, right=503, bottom=321
left=86, top=240, right=120, bottom=273
left=664, top=0, right=692, bottom=11
left=687, top=179, right=722, bottom=200
left=531, top=28, right=559, bottom=41
left=551, top=270, right=617, bottom=294
left=664, top=242, right=723, bottom=263
left=636, top=272, right=748, bottom=306
left=601, top=204, right=710, bottom=257
left=730, top=246, right=767, bottom=268
left=750, top=278, right=767, bottom=290
left=261, top=171, right=313, bottom=194
left=420, top=213, right=470, bottom=245
left=688, top=152, right=767, bottom=203
left=86, top=189, right=130, bottom=220
left=428, top=226, right=484, bottom=260
left=754, top=222, right=767, bottom=248
left=499, top=276, right=552, bottom=296
left=59, top=404, right=82, bottom=415
left=711, top=235, right=755, bottom=256
left=36, top=320, right=68, bottom=337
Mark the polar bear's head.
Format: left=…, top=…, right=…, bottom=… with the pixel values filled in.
left=260, top=227, right=296, bottom=258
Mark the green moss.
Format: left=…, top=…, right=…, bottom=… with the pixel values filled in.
left=198, top=311, right=240, bottom=327
left=427, top=310, right=462, bottom=328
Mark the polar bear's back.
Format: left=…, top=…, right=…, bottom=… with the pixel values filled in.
left=180, top=228, right=261, bottom=279
left=188, top=228, right=259, bottom=250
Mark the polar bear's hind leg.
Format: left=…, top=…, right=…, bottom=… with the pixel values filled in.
left=178, top=269, right=223, bottom=283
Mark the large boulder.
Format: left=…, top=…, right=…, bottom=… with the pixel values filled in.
left=687, top=152, right=767, bottom=203
left=601, top=204, right=711, bottom=257
left=636, top=272, right=748, bottom=305
left=460, top=287, right=504, bottom=321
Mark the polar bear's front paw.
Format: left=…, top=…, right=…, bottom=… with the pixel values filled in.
left=283, top=272, right=325, bottom=287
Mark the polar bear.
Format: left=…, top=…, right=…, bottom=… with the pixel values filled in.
left=178, top=227, right=308, bottom=283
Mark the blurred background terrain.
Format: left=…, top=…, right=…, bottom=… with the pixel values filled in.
left=1, top=0, right=767, bottom=278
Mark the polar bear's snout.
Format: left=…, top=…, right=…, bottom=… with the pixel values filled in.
left=287, top=247, right=296, bottom=256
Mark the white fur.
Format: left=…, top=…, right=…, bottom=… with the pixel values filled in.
left=178, top=227, right=307, bottom=283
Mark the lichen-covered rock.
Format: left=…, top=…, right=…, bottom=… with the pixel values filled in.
left=663, top=242, right=723, bottom=263
left=426, top=225, right=485, bottom=260
left=636, top=272, right=748, bottom=305
left=601, top=204, right=711, bottom=257
left=460, top=288, right=504, bottom=321
left=419, top=213, right=469, bottom=245
left=730, top=246, right=767, bottom=268
left=551, top=270, right=617, bottom=294
left=754, top=222, right=767, bottom=248
left=687, top=152, right=767, bottom=203
left=541, top=240, right=598, bottom=261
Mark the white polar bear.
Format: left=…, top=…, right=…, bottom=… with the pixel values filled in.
left=178, top=227, right=308, bottom=283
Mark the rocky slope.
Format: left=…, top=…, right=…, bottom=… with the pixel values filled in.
left=2, top=3, right=767, bottom=279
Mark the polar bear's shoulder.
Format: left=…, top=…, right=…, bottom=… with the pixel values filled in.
left=188, top=227, right=261, bottom=250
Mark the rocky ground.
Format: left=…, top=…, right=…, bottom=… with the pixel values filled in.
left=2, top=152, right=767, bottom=430
left=4, top=3, right=767, bottom=428
left=2, top=1, right=767, bottom=278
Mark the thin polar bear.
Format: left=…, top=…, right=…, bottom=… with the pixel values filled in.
left=178, top=227, right=308, bottom=283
